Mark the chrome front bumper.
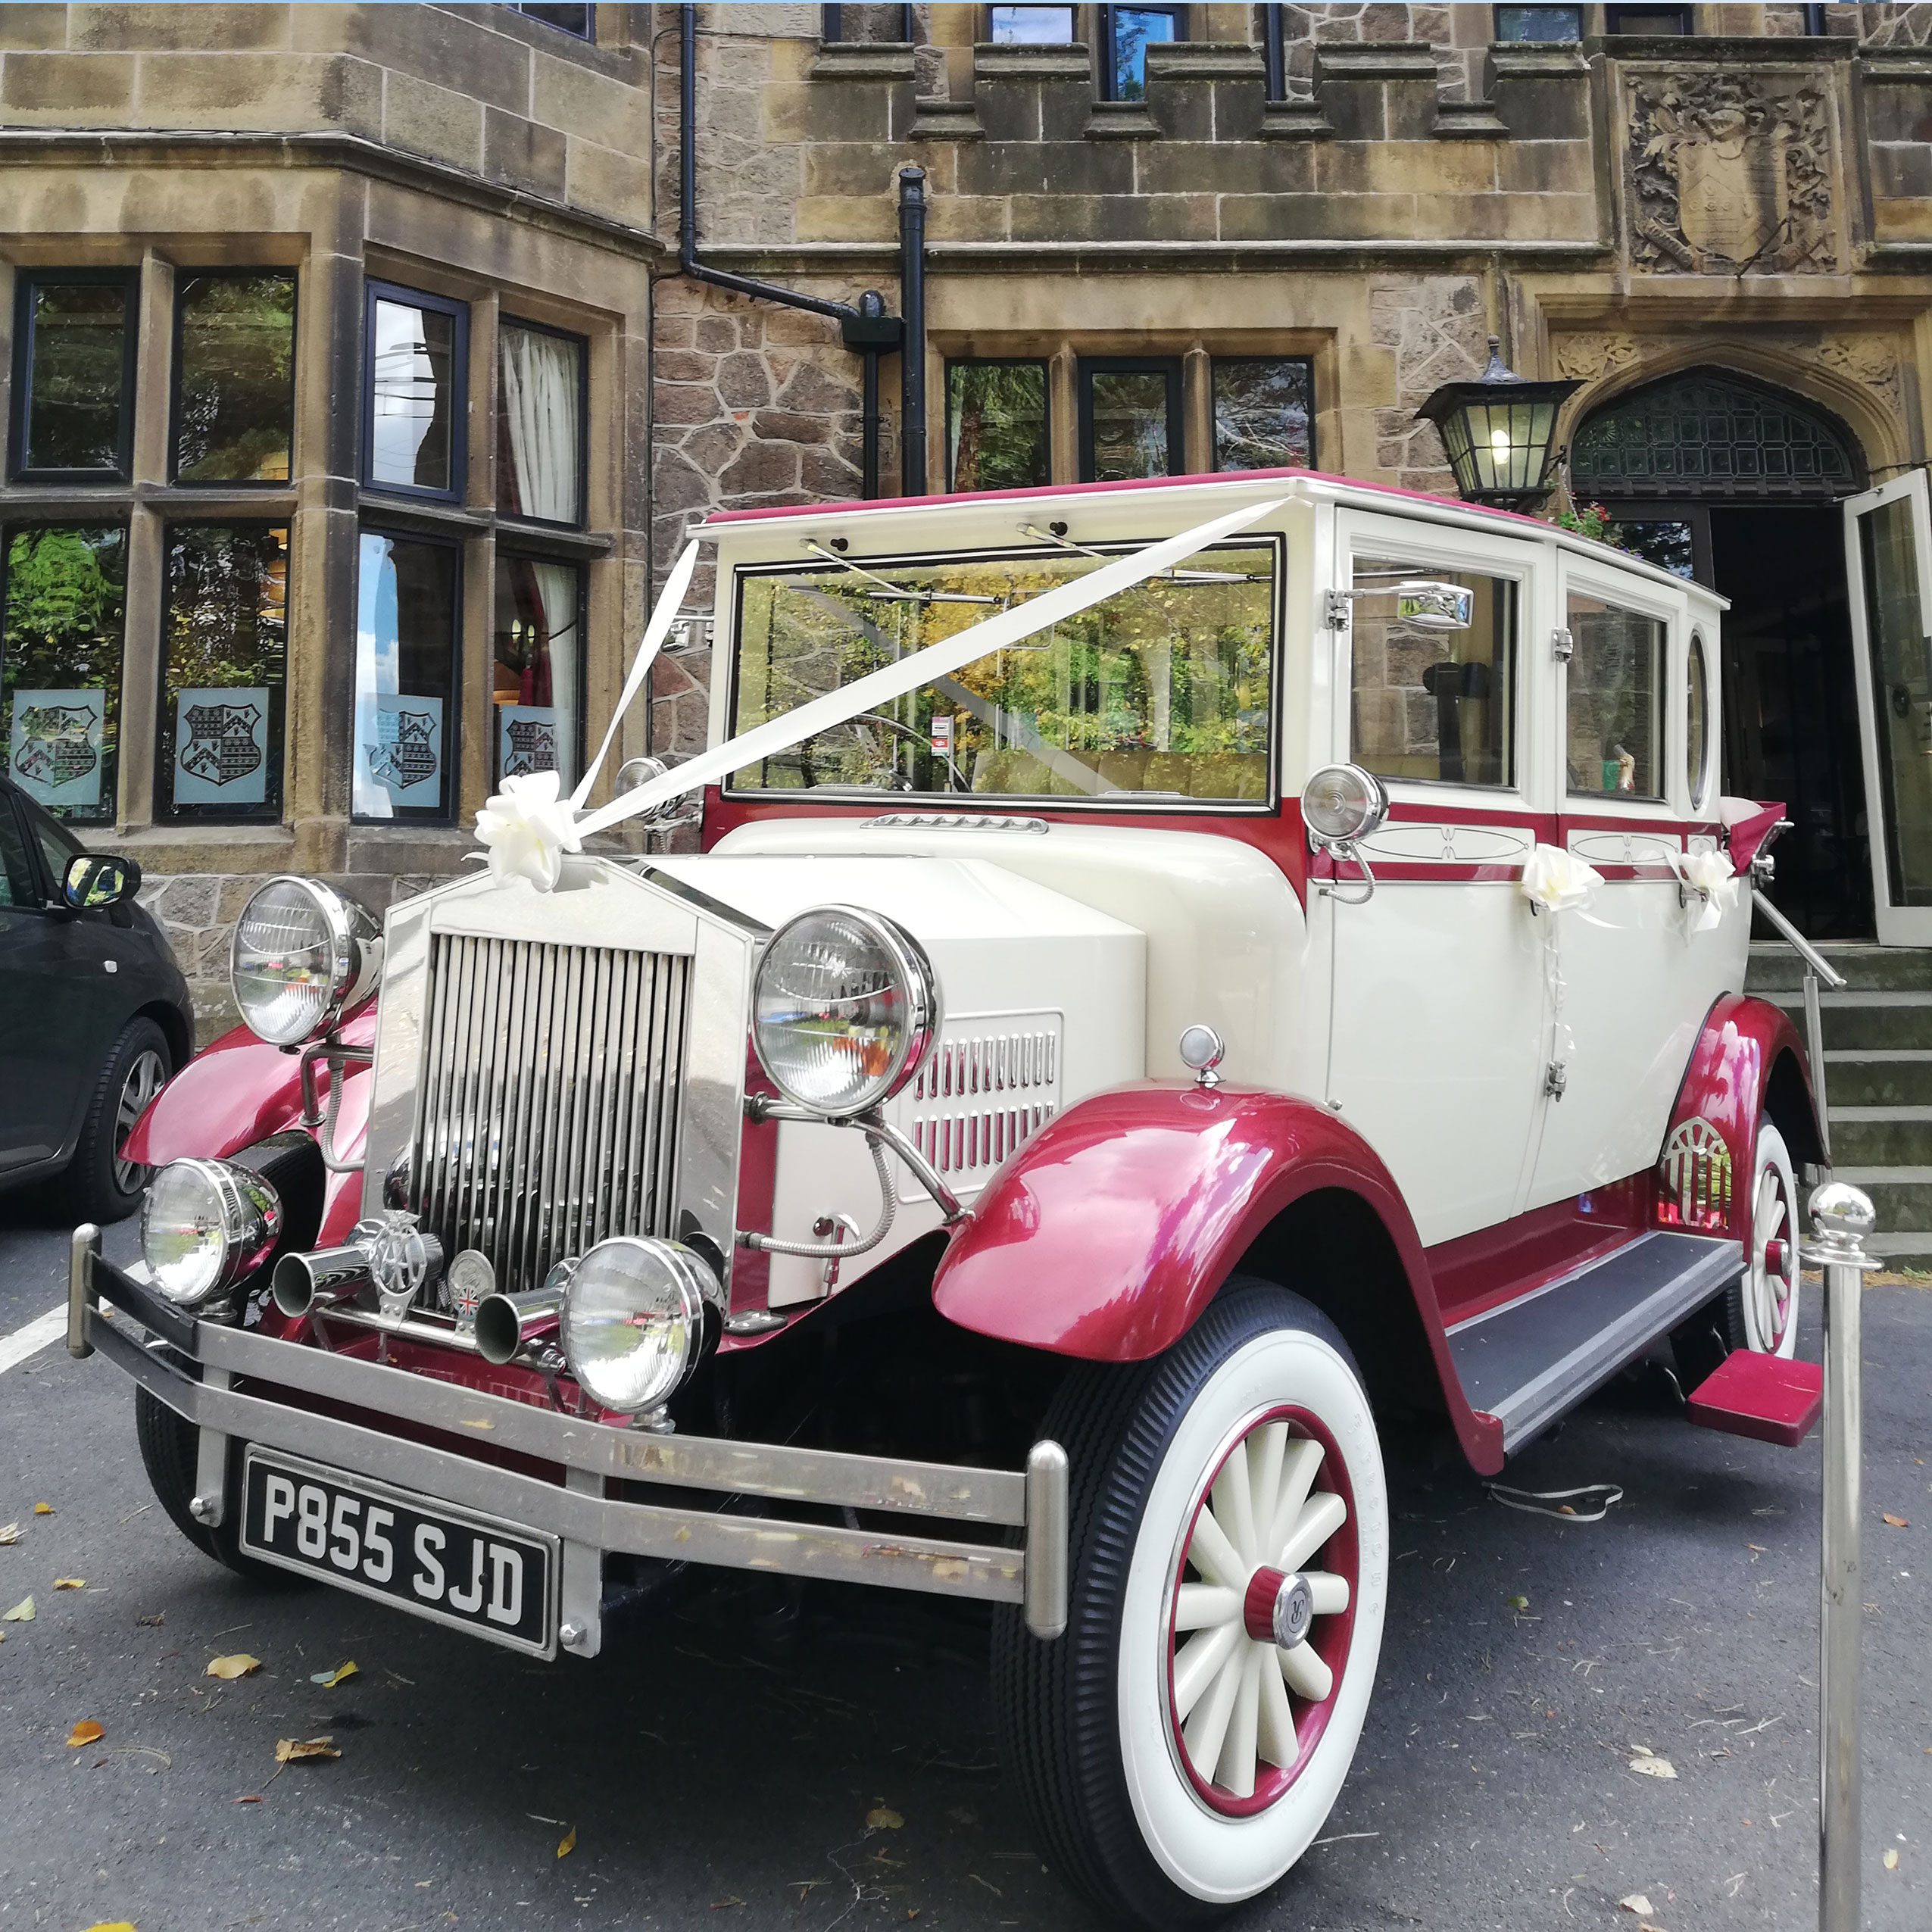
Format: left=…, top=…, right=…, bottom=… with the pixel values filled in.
left=70, top=1229, right=1069, bottom=1657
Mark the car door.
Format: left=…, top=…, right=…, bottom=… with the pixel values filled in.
left=1320, top=512, right=1553, bottom=1247
left=1523, top=560, right=1734, bottom=1209
left=0, top=787, right=121, bottom=1172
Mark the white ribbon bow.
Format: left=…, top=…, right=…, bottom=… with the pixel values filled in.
left=1518, top=842, right=1603, bottom=916
left=1677, top=844, right=1740, bottom=934
left=473, top=494, right=1286, bottom=888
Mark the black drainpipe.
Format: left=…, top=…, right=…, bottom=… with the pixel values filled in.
left=679, top=2, right=919, bottom=497
left=896, top=167, right=926, bottom=498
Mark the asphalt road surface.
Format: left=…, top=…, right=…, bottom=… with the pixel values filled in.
left=1, top=1194, right=1926, bottom=1932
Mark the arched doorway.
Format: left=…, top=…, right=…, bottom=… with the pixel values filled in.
left=1571, top=366, right=1871, bottom=938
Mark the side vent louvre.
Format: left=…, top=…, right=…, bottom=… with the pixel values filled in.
left=894, top=1013, right=1063, bottom=1195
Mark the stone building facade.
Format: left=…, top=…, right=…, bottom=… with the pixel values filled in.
left=0, top=3, right=663, bottom=1036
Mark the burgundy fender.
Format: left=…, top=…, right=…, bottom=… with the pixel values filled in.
left=1656, top=992, right=1820, bottom=1257
left=123, top=1007, right=376, bottom=1244
left=931, top=1081, right=1504, bottom=1472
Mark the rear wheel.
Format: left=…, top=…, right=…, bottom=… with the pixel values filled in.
left=992, top=1281, right=1387, bottom=1931
left=1671, top=1122, right=1800, bottom=1387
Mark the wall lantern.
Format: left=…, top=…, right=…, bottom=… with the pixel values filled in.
left=1414, top=336, right=1581, bottom=511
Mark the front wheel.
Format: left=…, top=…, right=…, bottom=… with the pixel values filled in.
left=993, top=1281, right=1388, bottom=1931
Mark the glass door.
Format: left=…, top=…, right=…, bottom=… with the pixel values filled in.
left=1844, top=473, right=1932, bottom=944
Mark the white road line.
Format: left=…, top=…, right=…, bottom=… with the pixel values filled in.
left=0, top=1304, right=69, bottom=1375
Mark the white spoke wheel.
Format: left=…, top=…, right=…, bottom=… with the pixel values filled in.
left=1738, top=1123, right=1799, bottom=1356
left=992, top=1281, right=1387, bottom=1931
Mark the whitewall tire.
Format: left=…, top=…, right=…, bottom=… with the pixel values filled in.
left=993, top=1281, right=1388, bottom=1931
left=1737, top=1123, right=1799, bottom=1356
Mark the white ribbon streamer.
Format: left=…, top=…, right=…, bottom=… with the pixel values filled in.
left=566, top=494, right=1286, bottom=844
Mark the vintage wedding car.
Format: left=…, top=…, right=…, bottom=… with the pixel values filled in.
left=74, top=470, right=1821, bottom=1929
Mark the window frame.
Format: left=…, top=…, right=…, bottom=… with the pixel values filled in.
left=492, top=542, right=588, bottom=793
left=1077, top=355, right=1184, bottom=483
left=720, top=531, right=1286, bottom=817
left=507, top=1, right=595, bottom=40
left=1337, top=509, right=1537, bottom=801
left=944, top=356, right=1052, bottom=493
left=1684, top=626, right=1712, bottom=813
left=1491, top=5, right=1584, bottom=42
left=7, top=268, right=140, bottom=485
left=1210, top=354, right=1317, bottom=473
left=168, top=267, right=300, bottom=490
left=1603, top=5, right=1692, bottom=32
left=153, top=518, right=291, bottom=826
left=351, top=522, right=464, bottom=828
left=360, top=278, right=470, bottom=506
left=495, top=312, right=591, bottom=532
left=1097, top=5, right=1186, bottom=102
left=1556, top=557, right=1681, bottom=811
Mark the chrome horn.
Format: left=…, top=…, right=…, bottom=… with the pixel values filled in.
left=474, top=1278, right=570, bottom=1366
left=271, top=1244, right=373, bottom=1319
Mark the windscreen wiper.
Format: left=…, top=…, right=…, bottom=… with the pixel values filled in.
left=801, top=539, right=997, bottom=604
left=1017, top=523, right=1263, bottom=584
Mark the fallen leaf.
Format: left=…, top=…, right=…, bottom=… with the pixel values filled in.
left=710, top=1898, right=744, bottom=1910
left=3, top=1596, right=34, bottom=1621
left=274, top=1737, right=340, bottom=1764
left=310, top=1659, right=357, bottom=1687
left=1619, top=1896, right=1655, bottom=1916
left=557, top=1825, right=576, bottom=1859
left=206, top=1654, right=261, bottom=1681
left=53, top=1578, right=86, bottom=1590
left=1883, top=1515, right=1909, bottom=1529
left=80, top=1923, right=136, bottom=1931
left=866, top=1805, right=905, bottom=1831
left=1506, top=1594, right=1529, bottom=1611
left=0, top=1522, right=18, bottom=1543
left=33, top=1502, right=53, bottom=1515
left=1629, top=1755, right=1678, bottom=1780
left=1884, top=1848, right=1900, bottom=1871
left=1558, top=1503, right=1578, bottom=1515
left=136, top=1612, right=164, bottom=1628
left=67, top=1720, right=106, bottom=1748
left=457, top=1418, right=495, bottom=1431
left=233, top=1794, right=262, bottom=1805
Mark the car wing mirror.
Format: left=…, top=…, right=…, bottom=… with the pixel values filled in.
left=63, top=852, right=142, bottom=910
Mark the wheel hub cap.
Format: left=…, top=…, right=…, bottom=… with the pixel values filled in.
left=1242, top=1565, right=1314, bottom=1648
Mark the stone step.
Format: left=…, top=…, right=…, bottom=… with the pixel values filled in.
left=1746, top=941, right=1932, bottom=994
left=1763, top=990, right=1932, bottom=1052
left=1821, top=1050, right=1932, bottom=1107
left=1824, top=1105, right=1932, bottom=1166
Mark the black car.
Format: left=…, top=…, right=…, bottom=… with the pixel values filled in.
left=0, top=775, right=195, bottom=1223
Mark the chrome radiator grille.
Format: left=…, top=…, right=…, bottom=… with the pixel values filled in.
left=410, top=933, right=689, bottom=1292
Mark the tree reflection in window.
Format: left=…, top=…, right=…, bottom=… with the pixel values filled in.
left=174, top=273, right=295, bottom=484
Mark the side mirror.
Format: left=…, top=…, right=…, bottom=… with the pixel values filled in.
left=63, top=852, right=142, bottom=911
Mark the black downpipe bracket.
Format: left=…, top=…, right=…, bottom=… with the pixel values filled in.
left=679, top=3, right=916, bottom=498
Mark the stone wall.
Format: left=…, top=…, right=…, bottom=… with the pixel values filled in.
left=0, top=3, right=654, bottom=226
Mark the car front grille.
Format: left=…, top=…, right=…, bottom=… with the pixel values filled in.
left=409, top=932, right=689, bottom=1294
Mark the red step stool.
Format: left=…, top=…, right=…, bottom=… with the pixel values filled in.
left=1685, top=1351, right=1824, bottom=1448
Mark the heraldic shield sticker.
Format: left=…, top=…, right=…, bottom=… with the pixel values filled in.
left=173, top=687, right=269, bottom=807
left=366, top=693, right=445, bottom=809
left=498, top=704, right=560, bottom=781
left=8, top=688, right=105, bottom=811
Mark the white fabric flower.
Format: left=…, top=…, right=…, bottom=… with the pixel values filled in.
left=1679, top=845, right=1739, bottom=933
left=474, top=769, right=582, bottom=893
left=1519, top=843, right=1603, bottom=915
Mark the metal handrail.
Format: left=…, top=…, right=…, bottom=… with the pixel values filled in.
left=1752, top=890, right=1849, bottom=990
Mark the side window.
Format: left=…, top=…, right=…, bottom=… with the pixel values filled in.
left=31, top=805, right=80, bottom=895
left=1565, top=591, right=1664, bottom=800
left=0, top=797, right=35, bottom=907
left=1686, top=631, right=1710, bottom=810
left=1349, top=560, right=1518, bottom=788
left=363, top=281, right=469, bottom=502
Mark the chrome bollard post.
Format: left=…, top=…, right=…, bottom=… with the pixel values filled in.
left=1803, top=1181, right=1878, bottom=1932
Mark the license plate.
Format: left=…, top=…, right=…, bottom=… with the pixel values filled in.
left=239, top=1450, right=558, bottom=1658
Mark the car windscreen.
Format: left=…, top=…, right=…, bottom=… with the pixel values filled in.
left=726, top=539, right=1277, bottom=804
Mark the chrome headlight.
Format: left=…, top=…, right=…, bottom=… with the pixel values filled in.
left=751, top=906, right=940, bottom=1116
left=141, top=1158, right=282, bottom=1306
left=1301, top=763, right=1389, bottom=846
left=229, top=876, right=382, bottom=1047
left=562, top=1236, right=717, bottom=1415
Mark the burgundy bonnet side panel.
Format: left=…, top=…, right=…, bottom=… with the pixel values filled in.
left=931, top=1081, right=1504, bottom=1472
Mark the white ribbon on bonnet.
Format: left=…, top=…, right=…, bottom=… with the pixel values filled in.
left=473, top=495, right=1287, bottom=890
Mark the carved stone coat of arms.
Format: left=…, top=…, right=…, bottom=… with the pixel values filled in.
left=1625, top=69, right=1837, bottom=275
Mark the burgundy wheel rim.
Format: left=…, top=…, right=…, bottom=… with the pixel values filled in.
left=1163, top=1403, right=1359, bottom=1818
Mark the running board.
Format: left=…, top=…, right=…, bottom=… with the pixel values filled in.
left=1446, top=1231, right=1740, bottom=1454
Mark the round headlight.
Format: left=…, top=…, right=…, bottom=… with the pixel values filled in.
left=751, top=907, right=940, bottom=1116
left=141, top=1157, right=282, bottom=1306
left=562, top=1236, right=717, bottom=1415
left=229, top=876, right=381, bottom=1047
left=1301, top=763, right=1389, bottom=846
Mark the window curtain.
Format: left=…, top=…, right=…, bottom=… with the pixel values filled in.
left=534, top=561, right=579, bottom=782
left=500, top=326, right=579, bottom=523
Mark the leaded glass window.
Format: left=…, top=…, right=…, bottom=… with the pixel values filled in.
left=1570, top=370, right=1859, bottom=502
